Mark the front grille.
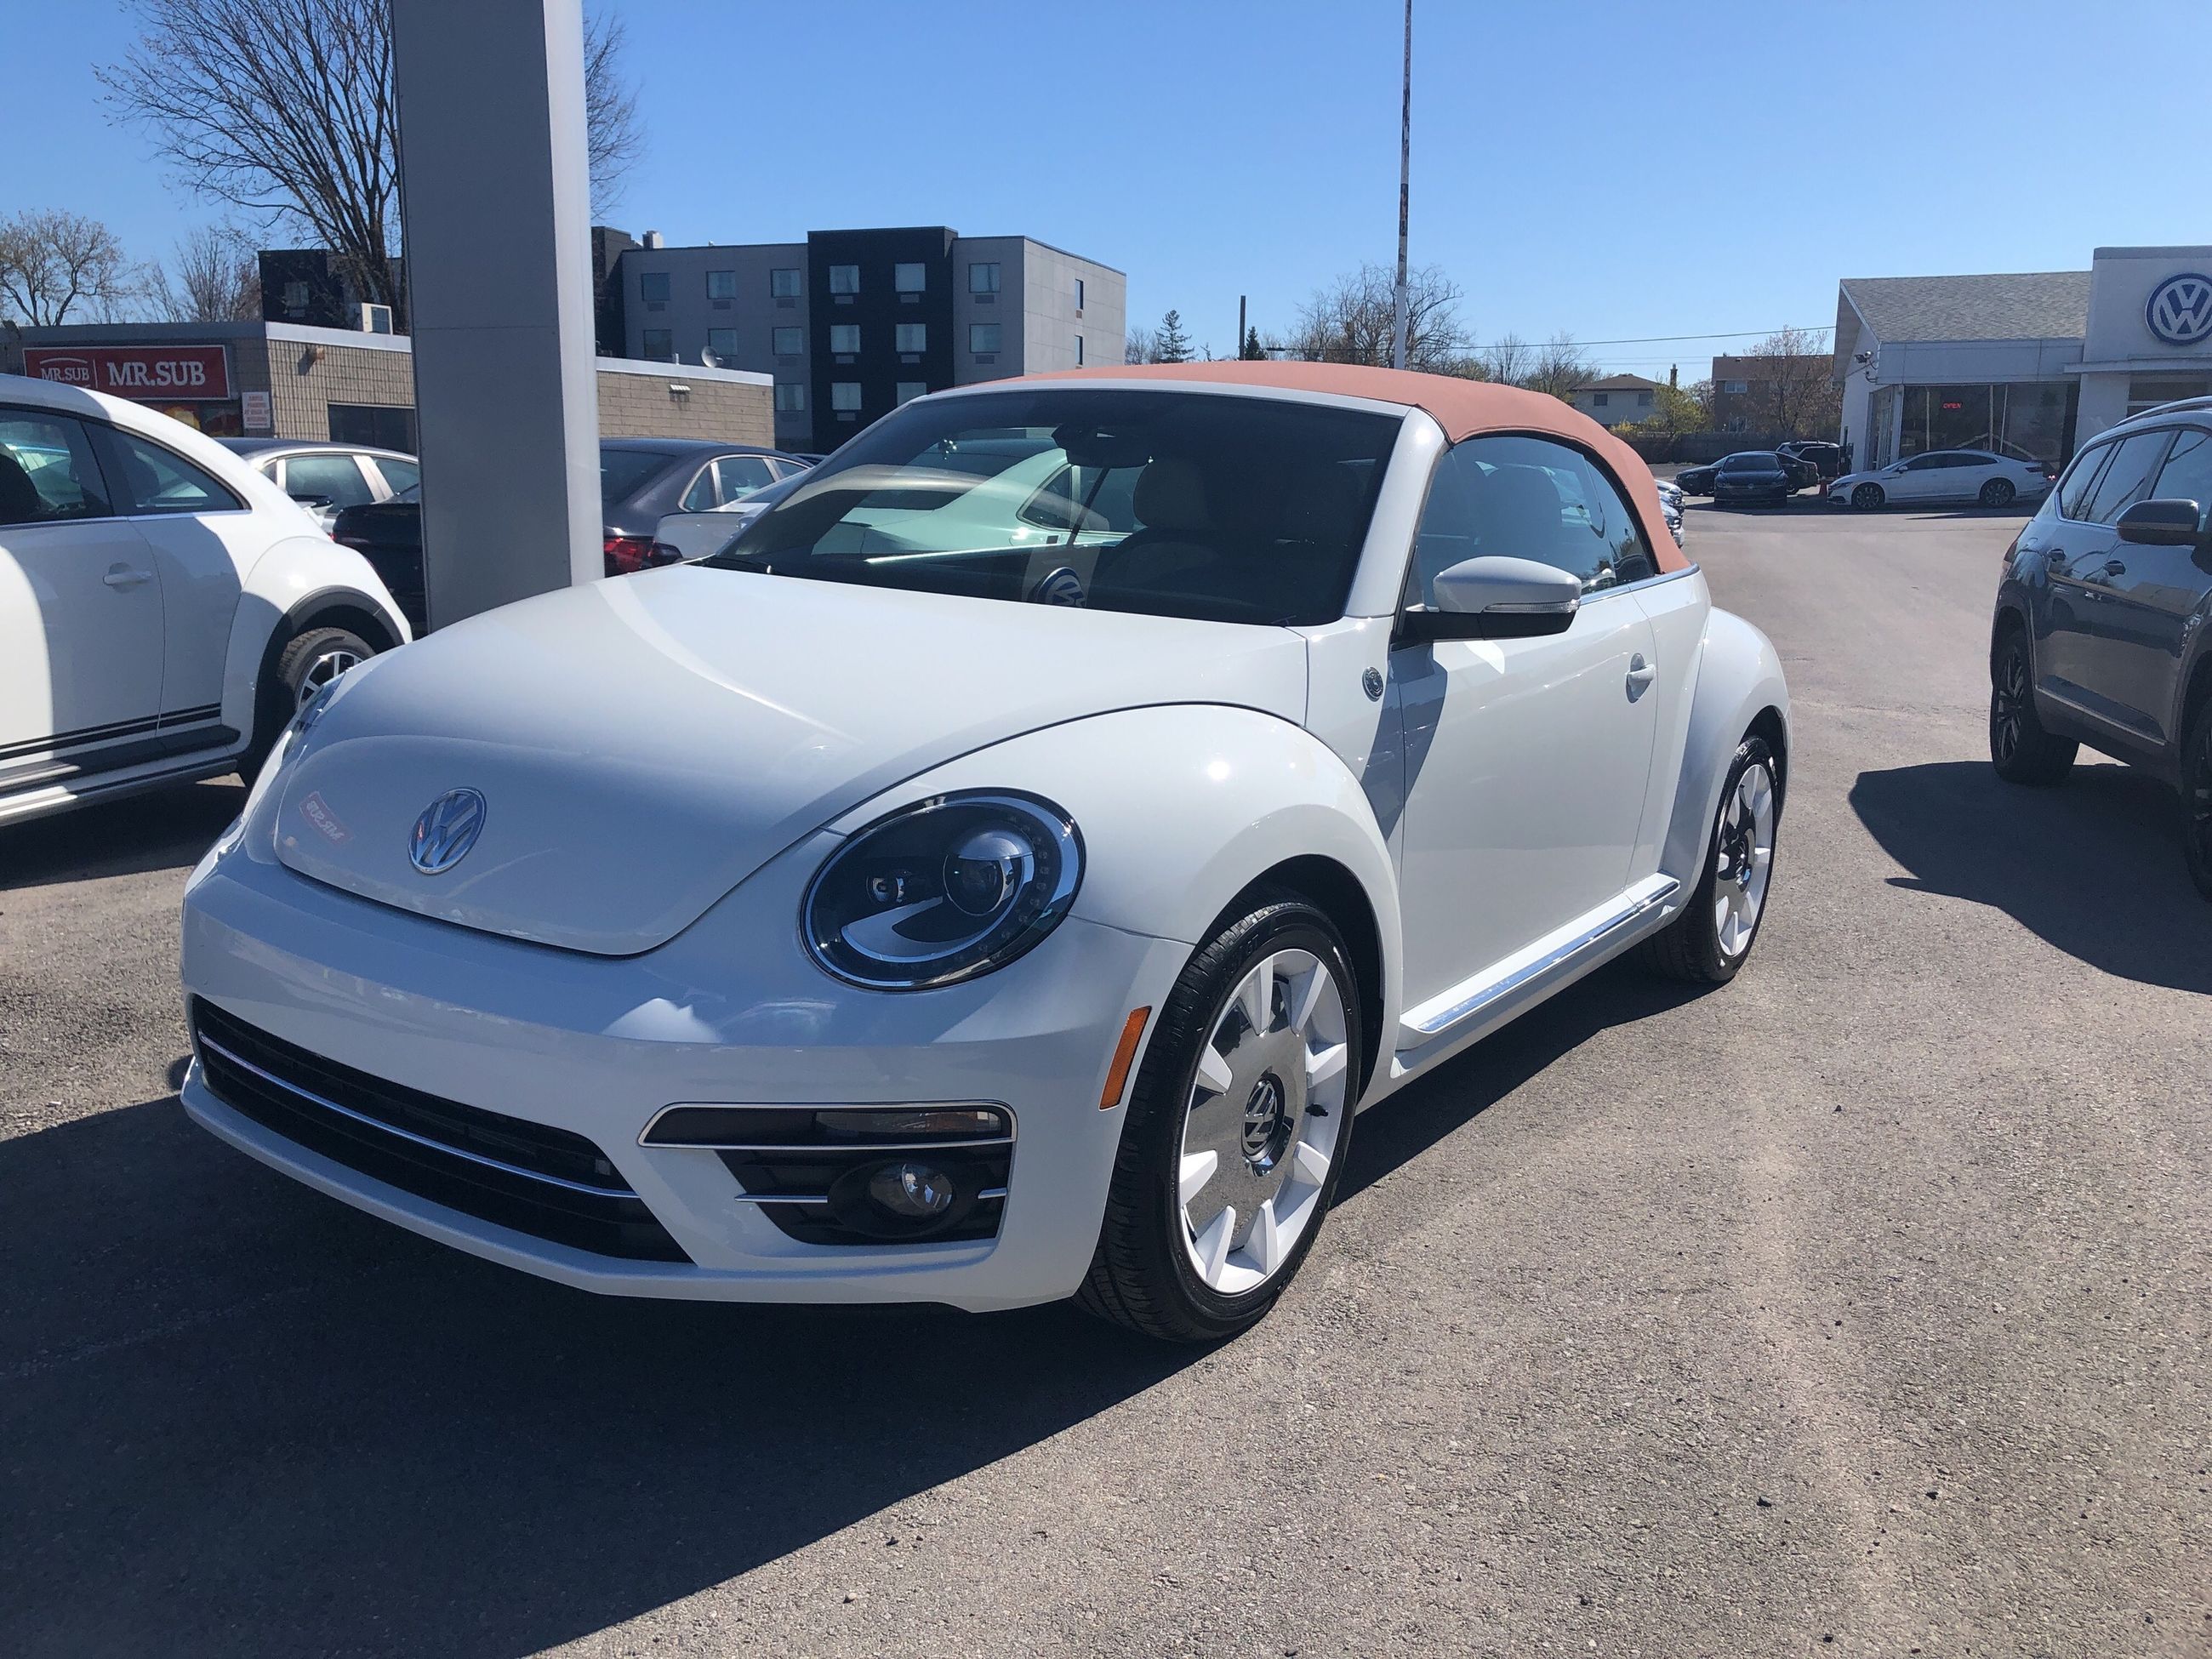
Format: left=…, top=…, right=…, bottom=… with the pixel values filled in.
left=190, top=999, right=690, bottom=1263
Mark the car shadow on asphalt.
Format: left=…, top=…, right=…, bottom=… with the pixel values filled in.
left=1850, top=760, right=2212, bottom=995
left=1337, top=955, right=1708, bottom=1204
left=0, top=1089, right=1201, bottom=1656
left=0, top=777, right=243, bottom=892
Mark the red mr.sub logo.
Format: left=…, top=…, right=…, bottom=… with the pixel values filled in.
left=20, top=345, right=232, bottom=402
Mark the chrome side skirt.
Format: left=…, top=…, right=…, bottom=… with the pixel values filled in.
left=1397, top=873, right=1681, bottom=1044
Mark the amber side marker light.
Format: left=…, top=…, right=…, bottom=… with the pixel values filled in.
left=1099, top=1006, right=1151, bottom=1109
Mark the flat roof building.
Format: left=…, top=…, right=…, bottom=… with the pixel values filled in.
left=600, top=225, right=1126, bottom=452
left=1833, top=247, right=2212, bottom=470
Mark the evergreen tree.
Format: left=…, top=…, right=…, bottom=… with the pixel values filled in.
left=1155, top=309, right=1194, bottom=363
left=1240, top=325, right=1265, bottom=360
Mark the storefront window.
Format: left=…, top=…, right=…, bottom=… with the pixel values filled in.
left=1894, top=382, right=2072, bottom=465
left=2125, top=376, right=2211, bottom=417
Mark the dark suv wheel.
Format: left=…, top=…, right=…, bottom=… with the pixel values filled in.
left=1989, top=622, right=2076, bottom=784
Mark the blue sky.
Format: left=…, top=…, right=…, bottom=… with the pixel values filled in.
left=9, top=0, right=2203, bottom=379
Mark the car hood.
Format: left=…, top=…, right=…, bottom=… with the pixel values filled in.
left=271, top=567, right=1309, bottom=955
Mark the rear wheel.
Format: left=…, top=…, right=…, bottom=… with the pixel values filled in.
left=1079, top=896, right=1360, bottom=1343
left=1640, top=736, right=1779, bottom=985
left=2181, top=699, right=2212, bottom=901
left=1979, top=478, right=2017, bottom=508
left=1851, top=482, right=1884, bottom=510
left=1988, top=624, right=2076, bottom=784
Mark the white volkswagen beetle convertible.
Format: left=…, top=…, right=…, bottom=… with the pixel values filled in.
left=180, top=362, right=1788, bottom=1342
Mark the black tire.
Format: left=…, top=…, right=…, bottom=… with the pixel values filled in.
left=1851, top=482, right=1884, bottom=510
left=1980, top=478, right=2016, bottom=509
left=1988, top=623, right=2075, bottom=784
left=1639, top=735, right=1780, bottom=985
left=2181, top=698, right=2212, bottom=902
left=246, top=625, right=375, bottom=775
left=1078, top=894, right=1362, bottom=1343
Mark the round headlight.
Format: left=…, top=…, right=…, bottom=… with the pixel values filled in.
left=803, top=792, right=1082, bottom=990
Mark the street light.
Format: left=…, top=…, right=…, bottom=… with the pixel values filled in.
left=1390, top=0, right=1411, bottom=371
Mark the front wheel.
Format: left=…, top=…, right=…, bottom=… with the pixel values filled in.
left=1851, top=482, right=1885, bottom=510
left=1079, top=896, right=1361, bottom=1343
left=2181, top=701, right=2212, bottom=901
left=1988, top=625, right=2075, bottom=784
left=1639, top=736, right=1780, bottom=984
left=245, top=624, right=376, bottom=776
left=1979, top=478, right=2017, bottom=508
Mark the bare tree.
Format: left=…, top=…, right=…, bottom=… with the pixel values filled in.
left=1521, top=332, right=1600, bottom=402
left=1479, top=331, right=1532, bottom=386
left=1288, top=263, right=1474, bottom=374
left=100, top=0, right=643, bottom=328
left=151, top=223, right=262, bottom=322
left=0, top=209, right=140, bottom=325
left=1742, top=325, right=1839, bottom=440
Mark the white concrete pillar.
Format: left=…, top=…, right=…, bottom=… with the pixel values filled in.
left=391, top=0, right=600, bottom=627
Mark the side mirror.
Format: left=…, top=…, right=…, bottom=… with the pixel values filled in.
left=1400, top=556, right=1581, bottom=642
left=2116, top=498, right=2204, bottom=546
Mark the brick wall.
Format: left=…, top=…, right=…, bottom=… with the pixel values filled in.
left=595, top=366, right=773, bottom=443
left=249, top=336, right=415, bottom=440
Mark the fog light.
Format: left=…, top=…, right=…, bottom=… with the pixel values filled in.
left=868, top=1160, right=956, bottom=1219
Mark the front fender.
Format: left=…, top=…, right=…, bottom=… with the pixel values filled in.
left=219, top=536, right=413, bottom=737
left=824, top=704, right=1406, bottom=1051
left=1659, top=606, right=1790, bottom=882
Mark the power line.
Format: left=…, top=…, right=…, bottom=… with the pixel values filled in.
left=1445, top=325, right=1832, bottom=350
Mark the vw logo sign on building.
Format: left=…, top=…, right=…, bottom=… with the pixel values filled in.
left=2146, top=272, right=2212, bottom=346
left=408, top=789, right=487, bottom=875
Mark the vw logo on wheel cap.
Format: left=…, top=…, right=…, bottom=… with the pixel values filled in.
left=2146, top=272, right=2212, bottom=346
left=408, top=788, right=487, bottom=875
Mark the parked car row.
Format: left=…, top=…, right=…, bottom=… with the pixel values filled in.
left=1670, top=445, right=2054, bottom=512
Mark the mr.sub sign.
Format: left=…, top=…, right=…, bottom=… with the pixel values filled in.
left=22, top=345, right=232, bottom=402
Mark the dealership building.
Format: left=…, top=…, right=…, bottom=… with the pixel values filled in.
left=1, top=321, right=773, bottom=448
left=1833, top=245, right=2212, bottom=470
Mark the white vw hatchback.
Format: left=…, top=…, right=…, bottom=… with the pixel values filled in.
left=180, top=363, right=1788, bottom=1341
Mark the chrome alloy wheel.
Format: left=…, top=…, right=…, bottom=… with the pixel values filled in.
left=296, top=646, right=362, bottom=709
left=1176, top=949, right=1349, bottom=1295
left=1713, top=760, right=1776, bottom=959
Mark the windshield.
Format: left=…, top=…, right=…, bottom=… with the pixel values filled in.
left=1721, top=453, right=1777, bottom=470
left=705, top=388, right=1400, bottom=625
left=600, top=447, right=679, bottom=507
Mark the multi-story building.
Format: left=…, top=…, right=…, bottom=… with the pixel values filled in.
left=1708, top=354, right=1841, bottom=440
left=1566, top=373, right=1662, bottom=426
left=601, top=225, right=1125, bottom=452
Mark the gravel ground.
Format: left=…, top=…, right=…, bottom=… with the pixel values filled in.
left=2, top=499, right=2207, bottom=1657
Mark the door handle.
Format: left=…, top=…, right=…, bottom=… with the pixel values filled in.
left=2102, top=557, right=2127, bottom=577
left=103, top=564, right=153, bottom=590
left=1626, top=653, right=1656, bottom=701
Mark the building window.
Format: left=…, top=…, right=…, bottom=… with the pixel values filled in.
left=774, top=382, right=805, bottom=413
left=969, top=322, right=1002, bottom=354
left=1637, top=391, right=1653, bottom=408
left=1075, top=334, right=1084, bottom=365
left=328, top=404, right=418, bottom=452
left=1593, top=392, right=1610, bottom=408
left=830, top=323, right=861, bottom=354
left=829, top=264, right=860, bottom=295
left=772, top=326, right=804, bottom=356
left=770, top=267, right=802, bottom=298
left=896, top=381, right=927, bottom=405
left=639, top=271, right=670, bottom=303
left=894, top=262, right=926, bottom=294
left=895, top=322, right=927, bottom=352
left=1724, top=379, right=1748, bottom=395
left=706, top=270, right=736, bottom=301
left=1075, top=277, right=1086, bottom=311
left=706, top=328, right=738, bottom=360
left=831, top=382, right=863, bottom=412
left=641, top=328, right=673, bottom=361
left=969, top=262, right=1001, bottom=294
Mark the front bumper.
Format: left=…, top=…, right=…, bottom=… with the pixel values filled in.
left=180, top=833, right=1189, bottom=1311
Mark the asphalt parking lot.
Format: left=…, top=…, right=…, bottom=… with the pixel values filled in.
left=3, top=500, right=2208, bottom=1657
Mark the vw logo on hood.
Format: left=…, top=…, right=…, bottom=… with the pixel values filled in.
left=408, top=788, right=487, bottom=875
left=2146, top=273, right=2212, bottom=346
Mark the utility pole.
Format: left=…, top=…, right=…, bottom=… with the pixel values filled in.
left=1238, top=294, right=1247, bottom=359
left=1389, top=0, right=1412, bottom=370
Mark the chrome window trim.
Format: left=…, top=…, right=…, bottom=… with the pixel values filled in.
left=197, top=1036, right=634, bottom=1198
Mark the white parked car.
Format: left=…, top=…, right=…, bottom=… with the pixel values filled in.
left=1, top=379, right=412, bottom=827
left=179, top=363, right=1788, bottom=1342
left=1827, top=448, right=2055, bottom=510
left=650, top=464, right=812, bottom=562
left=217, top=438, right=419, bottom=535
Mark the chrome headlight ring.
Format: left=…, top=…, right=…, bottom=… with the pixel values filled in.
left=802, top=791, right=1083, bottom=991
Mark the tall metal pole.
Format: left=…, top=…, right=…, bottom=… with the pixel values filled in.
left=1389, top=0, right=1412, bottom=370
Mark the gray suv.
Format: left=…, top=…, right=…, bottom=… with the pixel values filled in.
left=1989, top=396, right=2212, bottom=896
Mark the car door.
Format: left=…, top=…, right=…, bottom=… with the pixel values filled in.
left=279, top=451, right=379, bottom=533
left=0, top=408, right=167, bottom=784
left=1891, top=453, right=1949, bottom=502
left=1391, top=434, right=1662, bottom=1016
left=2094, top=425, right=2212, bottom=745
left=713, top=453, right=778, bottom=505
left=90, top=423, right=258, bottom=731
left=2041, top=430, right=2174, bottom=736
